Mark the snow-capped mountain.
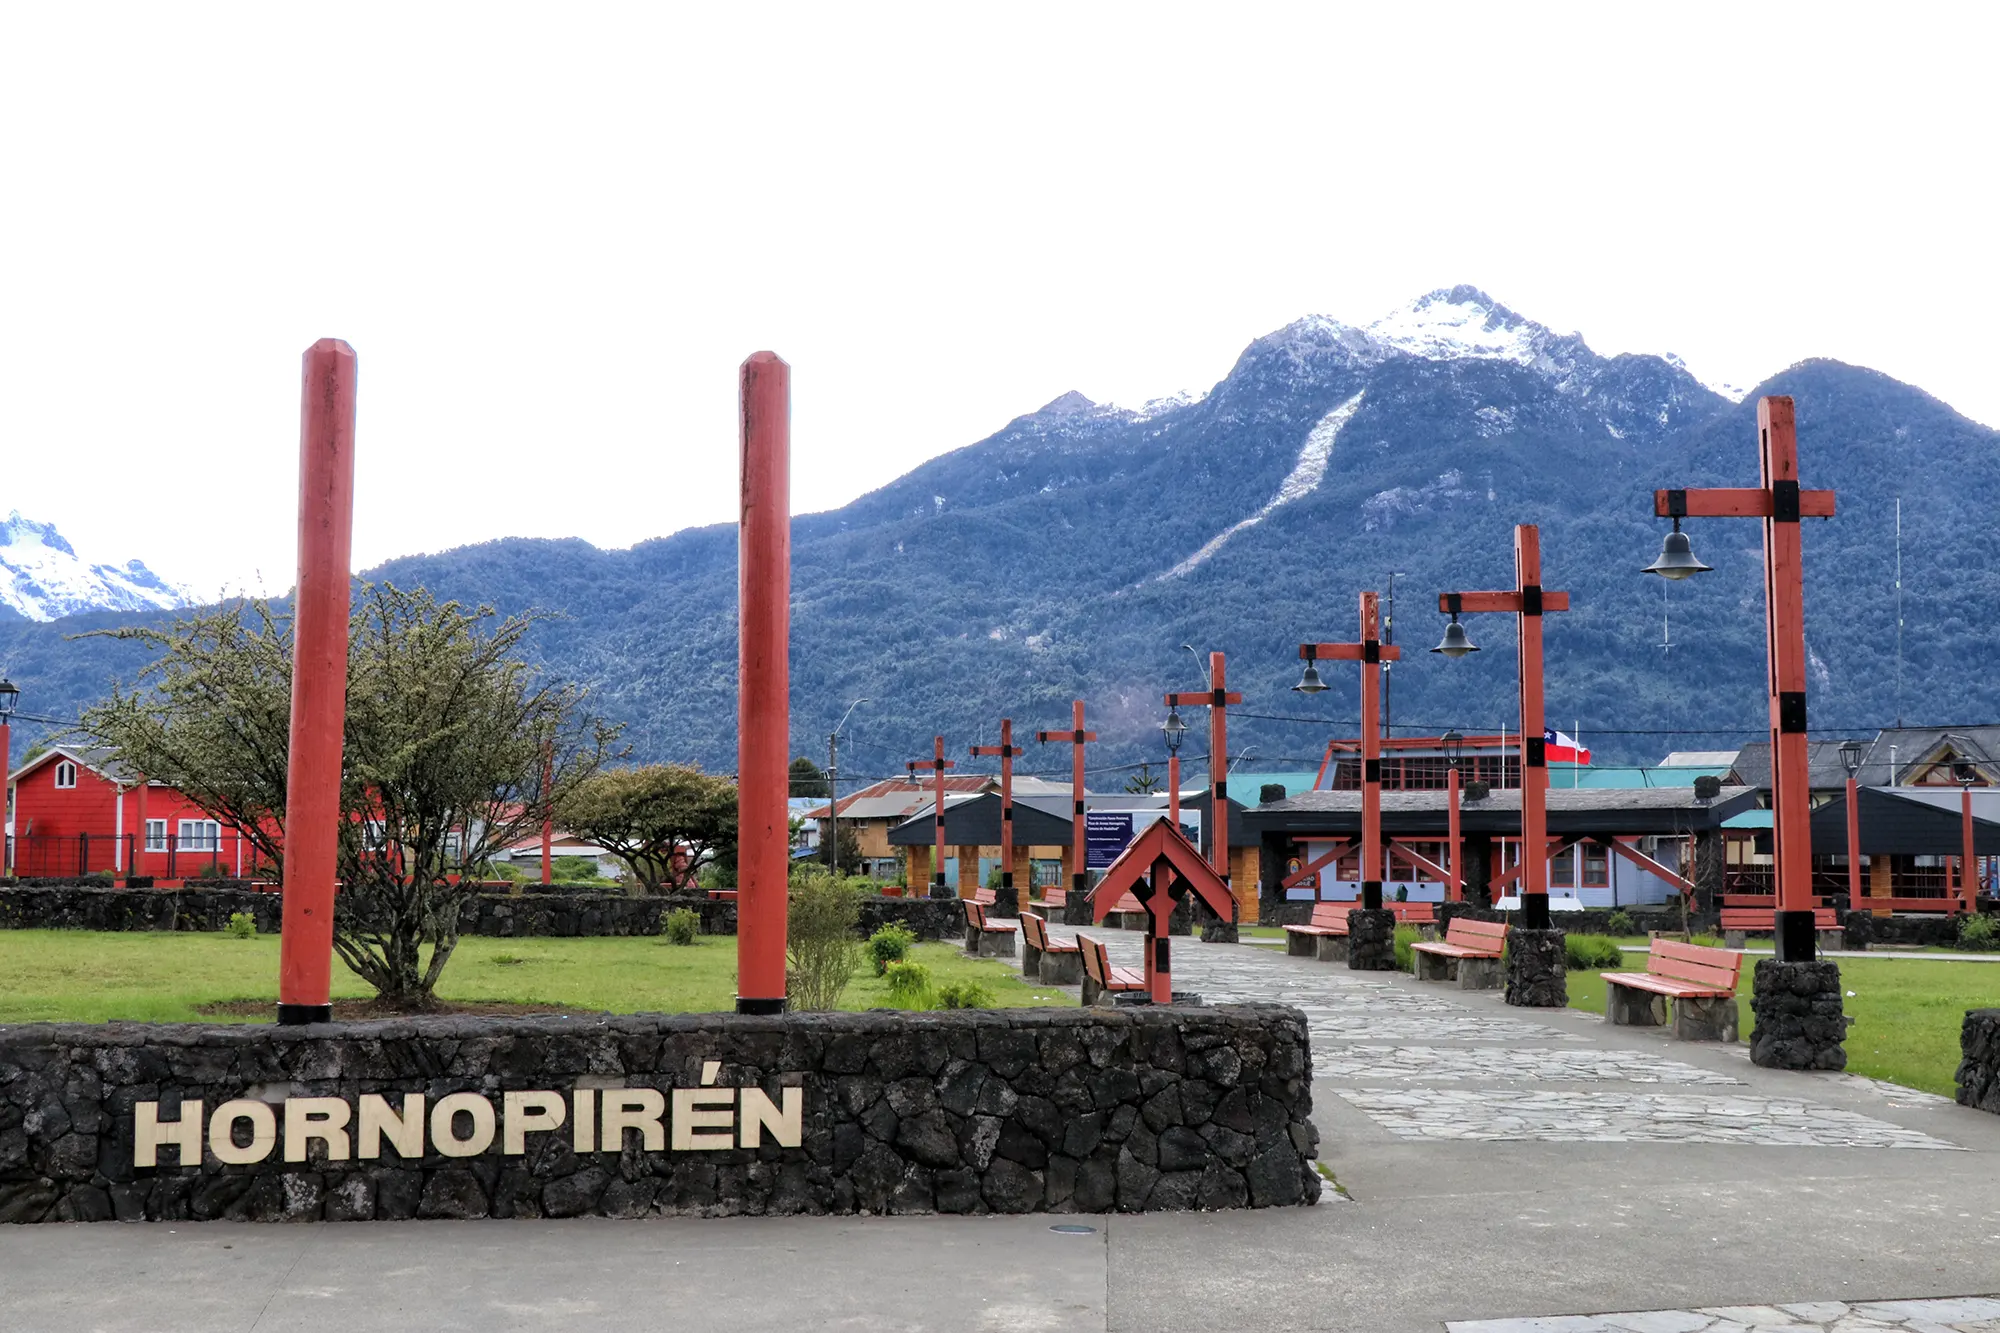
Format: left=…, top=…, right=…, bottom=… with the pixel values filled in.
left=0, top=513, right=188, bottom=621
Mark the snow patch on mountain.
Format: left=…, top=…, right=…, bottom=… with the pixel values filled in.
left=1155, top=391, right=1364, bottom=580
left=1367, top=285, right=1592, bottom=387
left=0, top=512, right=189, bottom=622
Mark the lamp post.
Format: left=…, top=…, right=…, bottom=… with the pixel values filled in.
left=1839, top=739, right=1863, bottom=913
left=826, top=697, right=869, bottom=874
left=1954, top=757, right=1979, bottom=915
left=1037, top=702, right=1097, bottom=917
left=970, top=719, right=1027, bottom=915
left=1162, top=705, right=1187, bottom=825
left=0, top=677, right=17, bottom=878
left=1645, top=395, right=1836, bottom=965
left=1435, top=524, right=1571, bottom=930
left=1443, top=729, right=1464, bottom=903
left=906, top=737, right=955, bottom=898
left=1166, top=654, right=1243, bottom=889
left=1295, top=593, right=1401, bottom=912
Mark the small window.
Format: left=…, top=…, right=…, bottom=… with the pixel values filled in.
left=144, top=819, right=167, bottom=852
left=54, top=761, right=77, bottom=789
left=1551, top=846, right=1576, bottom=887
left=1583, top=846, right=1610, bottom=888
left=178, top=819, right=220, bottom=853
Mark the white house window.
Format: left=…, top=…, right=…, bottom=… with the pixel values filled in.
left=178, top=819, right=221, bottom=853
left=54, top=761, right=77, bottom=789
left=145, top=819, right=167, bottom=852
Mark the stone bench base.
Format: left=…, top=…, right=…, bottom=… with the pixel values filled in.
left=1315, top=934, right=1348, bottom=964
left=1606, top=984, right=1739, bottom=1042
left=1027, top=948, right=1083, bottom=986
left=1413, top=950, right=1502, bottom=990
left=971, top=930, right=1016, bottom=959
left=1109, top=911, right=1148, bottom=931
left=1285, top=932, right=1319, bottom=957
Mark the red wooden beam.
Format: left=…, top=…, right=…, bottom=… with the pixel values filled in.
left=1604, top=836, right=1692, bottom=894
left=277, top=338, right=358, bottom=1026
left=970, top=720, right=1026, bottom=913
left=1281, top=840, right=1356, bottom=890
left=735, top=351, right=791, bottom=1014
left=1388, top=841, right=1450, bottom=883
left=1487, top=836, right=1580, bottom=895
left=1653, top=487, right=1834, bottom=519
left=1164, top=657, right=1243, bottom=888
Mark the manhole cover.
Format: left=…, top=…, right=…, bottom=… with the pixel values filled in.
left=1049, top=1224, right=1097, bottom=1235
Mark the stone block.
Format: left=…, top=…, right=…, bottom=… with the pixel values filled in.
left=1455, top=955, right=1501, bottom=991
left=1345, top=910, right=1396, bottom=972
left=1504, top=929, right=1567, bottom=1008
left=1411, top=949, right=1455, bottom=983
left=1285, top=932, right=1316, bottom=958
left=975, top=930, right=1016, bottom=960
left=1958, top=1008, right=2000, bottom=1113
left=1749, top=959, right=1848, bottom=1070
left=1605, top=983, right=1666, bottom=1028
left=1313, top=935, right=1348, bottom=964
left=1036, top=951, right=1083, bottom=987
left=1723, top=929, right=1747, bottom=950
left=1672, top=994, right=1737, bottom=1043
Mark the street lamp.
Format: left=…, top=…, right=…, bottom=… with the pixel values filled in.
left=1162, top=706, right=1187, bottom=824
left=0, top=677, right=17, bottom=879
left=1953, top=752, right=1981, bottom=913
left=1442, top=730, right=1465, bottom=903
left=826, top=697, right=869, bottom=873
left=1839, top=740, right=1864, bottom=913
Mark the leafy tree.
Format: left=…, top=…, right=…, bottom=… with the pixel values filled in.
left=556, top=763, right=737, bottom=894
left=1125, top=763, right=1161, bottom=795
left=825, top=822, right=863, bottom=875
left=76, top=585, right=615, bottom=1009
left=789, top=756, right=829, bottom=798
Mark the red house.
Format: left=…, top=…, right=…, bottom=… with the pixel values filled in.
left=7, top=746, right=262, bottom=882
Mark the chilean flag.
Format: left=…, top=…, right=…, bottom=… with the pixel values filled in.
left=1544, top=729, right=1591, bottom=764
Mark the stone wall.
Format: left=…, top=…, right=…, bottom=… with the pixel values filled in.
left=0, top=1004, right=1320, bottom=1224
left=1955, top=1009, right=2000, bottom=1114
left=0, top=887, right=965, bottom=944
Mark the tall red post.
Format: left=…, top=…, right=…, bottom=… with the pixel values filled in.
left=1168, top=754, right=1181, bottom=825
left=277, top=338, right=358, bottom=1026
left=970, top=720, right=1025, bottom=914
left=1, top=715, right=11, bottom=877
left=1038, top=702, right=1096, bottom=911
left=540, top=740, right=554, bottom=886
left=1963, top=786, right=1978, bottom=915
left=1447, top=763, right=1462, bottom=903
left=905, top=742, right=957, bottom=898
left=1296, top=602, right=1400, bottom=910
left=1845, top=776, right=1862, bottom=911
left=1208, top=654, right=1230, bottom=885
left=736, top=351, right=790, bottom=1014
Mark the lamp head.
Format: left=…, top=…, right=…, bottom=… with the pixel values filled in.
left=0, top=678, right=17, bottom=718
left=1643, top=517, right=1712, bottom=580
left=1838, top=739, right=1863, bottom=779
left=1432, top=615, right=1478, bottom=658
left=1442, top=729, right=1464, bottom=766
left=1161, top=706, right=1188, bottom=754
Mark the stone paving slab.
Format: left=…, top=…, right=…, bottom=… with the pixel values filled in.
left=1318, top=1044, right=1744, bottom=1085
left=1308, top=1012, right=1591, bottom=1044
left=1340, top=1088, right=1963, bottom=1149
left=1447, top=1294, right=2000, bottom=1331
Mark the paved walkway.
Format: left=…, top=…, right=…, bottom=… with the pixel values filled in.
left=4, top=927, right=1999, bottom=1331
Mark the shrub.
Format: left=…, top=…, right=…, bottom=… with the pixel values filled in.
left=883, top=959, right=933, bottom=1007
left=1960, top=913, right=1998, bottom=951
left=1393, top=924, right=1420, bottom=973
left=660, top=906, right=701, bottom=946
left=1565, top=933, right=1625, bottom=970
left=867, top=924, right=917, bottom=975
left=935, top=981, right=994, bottom=1010
left=786, top=865, right=861, bottom=1011
left=1606, top=910, right=1638, bottom=936
left=224, top=912, right=257, bottom=940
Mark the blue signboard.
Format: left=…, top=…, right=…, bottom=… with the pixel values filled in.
left=1085, top=812, right=1133, bottom=870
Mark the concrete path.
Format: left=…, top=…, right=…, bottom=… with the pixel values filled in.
left=4, top=929, right=1999, bottom=1332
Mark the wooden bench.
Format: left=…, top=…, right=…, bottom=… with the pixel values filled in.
left=1283, top=903, right=1353, bottom=961
left=1718, top=904, right=1840, bottom=951
left=1077, top=933, right=1144, bottom=1006
left=1105, top=891, right=1147, bottom=931
left=1410, top=917, right=1509, bottom=989
left=1034, top=886, right=1068, bottom=914
left=970, top=887, right=997, bottom=906
left=1601, top=939, right=1743, bottom=1041
left=1018, top=911, right=1082, bottom=984
left=960, top=900, right=1017, bottom=959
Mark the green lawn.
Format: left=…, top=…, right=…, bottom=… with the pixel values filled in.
left=1565, top=955, right=2000, bottom=1097
left=0, top=931, right=1069, bottom=1025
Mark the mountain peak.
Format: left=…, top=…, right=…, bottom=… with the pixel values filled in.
left=1366, top=285, right=1578, bottom=367
left=0, top=512, right=187, bottom=622
left=1034, top=390, right=1098, bottom=417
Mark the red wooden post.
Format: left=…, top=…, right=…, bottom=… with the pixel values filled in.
left=1845, top=776, right=1862, bottom=911
left=906, top=741, right=957, bottom=897
left=540, top=740, right=554, bottom=887
left=1963, top=785, right=1977, bottom=915
left=277, top=338, right=358, bottom=1026
left=1037, top=702, right=1096, bottom=908
left=1438, top=525, right=1570, bottom=929
left=1653, top=396, right=1835, bottom=960
left=1163, top=665, right=1243, bottom=898
left=1447, top=763, right=1462, bottom=903
left=736, top=350, right=790, bottom=1014
left=970, top=720, right=1025, bottom=913
left=0, top=716, right=8, bottom=876
left=1297, top=601, right=1401, bottom=910
left=1168, top=753, right=1181, bottom=825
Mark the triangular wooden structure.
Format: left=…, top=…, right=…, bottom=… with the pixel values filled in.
left=1087, top=819, right=1234, bottom=1002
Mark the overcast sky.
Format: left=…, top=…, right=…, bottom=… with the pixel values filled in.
left=2, top=4, right=1993, bottom=595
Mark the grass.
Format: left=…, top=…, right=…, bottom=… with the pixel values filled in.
left=1564, top=952, right=2000, bottom=1098
left=0, top=931, right=1069, bottom=1025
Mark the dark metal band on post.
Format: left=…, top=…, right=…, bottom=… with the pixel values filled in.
left=735, top=997, right=785, bottom=1016
left=1520, top=584, right=1543, bottom=616
left=1525, top=737, right=1546, bottom=767
left=277, top=1004, right=331, bottom=1027
left=1772, top=479, right=1801, bottom=523
left=1361, top=880, right=1383, bottom=911
left=1778, top=691, right=1808, bottom=733
left=1775, top=909, right=1818, bottom=962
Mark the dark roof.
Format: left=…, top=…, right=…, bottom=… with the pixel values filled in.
left=1733, top=727, right=2000, bottom=790
left=1243, top=785, right=1759, bottom=838
left=886, top=792, right=1077, bottom=847
left=1809, top=787, right=2000, bottom=856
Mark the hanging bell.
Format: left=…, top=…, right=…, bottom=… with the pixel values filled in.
left=1293, top=661, right=1328, bottom=694
left=1431, top=615, right=1479, bottom=658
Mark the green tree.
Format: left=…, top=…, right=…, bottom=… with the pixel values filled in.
left=556, top=763, right=737, bottom=894
left=76, top=585, right=616, bottom=1009
left=1125, top=763, right=1161, bottom=795
left=789, top=756, right=830, bottom=798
